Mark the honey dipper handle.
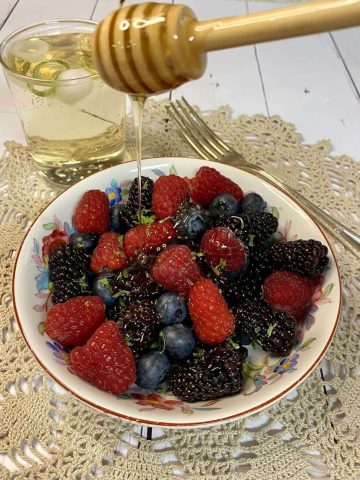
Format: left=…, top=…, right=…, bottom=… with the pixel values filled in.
left=192, top=0, right=360, bottom=52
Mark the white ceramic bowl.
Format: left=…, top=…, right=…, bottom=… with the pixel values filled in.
left=13, top=158, right=341, bottom=428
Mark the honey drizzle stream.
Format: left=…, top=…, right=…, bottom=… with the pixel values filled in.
left=129, top=94, right=147, bottom=224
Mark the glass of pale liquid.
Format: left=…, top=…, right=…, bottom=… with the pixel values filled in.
left=0, top=20, right=126, bottom=186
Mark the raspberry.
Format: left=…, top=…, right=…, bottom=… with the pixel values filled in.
left=124, top=220, right=176, bottom=257
left=90, top=232, right=127, bottom=273
left=190, top=166, right=243, bottom=206
left=189, top=279, right=235, bottom=344
left=42, top=229, right=69, bottom=257
left=45, top=296, right=105, bottom=347
left=151, top=244, right=203, bottom=296
left=232, top=300, right=296, bottom=356
left=152, top=175, right=190, bottom=218
left=49, top=244, right=90, bottom=304
left=263, top=271, right=313, bottom=320
left=69, top=321, right=136, bottom=394
left=73, top=190, right=109, bottom=234
left=170, top=344, right=247, bottom=402
left=200, top=227, right=247, bottom=274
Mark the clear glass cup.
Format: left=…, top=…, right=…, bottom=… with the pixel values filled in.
left=0, top=20, right=126, bottom=186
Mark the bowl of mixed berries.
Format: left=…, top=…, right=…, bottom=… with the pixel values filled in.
left=13, top=158, right=341, bottom=427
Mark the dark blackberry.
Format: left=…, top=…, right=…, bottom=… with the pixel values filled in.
left=267, top=239, right=329, bottom=277
left=127, top=176, right=154, bottom=211
left=106, top=297, right=128, bottom=321
left=217, top=212, right=278, bottom=246
left=216, top=215, right=249, bottom=244
left=170, top=344, right=247, bottom=402
left=232, top=300, right=296, bottom=356
left=120, top=300, right=161, bottom=356
left=246, top=245, right=274, bottom=282
left=49, top=244, right=91, bottom=304
left=223, top=274, right=262, bottom=306
left=115, top=269, right=164, bottom=304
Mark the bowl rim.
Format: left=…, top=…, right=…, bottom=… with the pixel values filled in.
left=12, top=157, right=342, bottom=428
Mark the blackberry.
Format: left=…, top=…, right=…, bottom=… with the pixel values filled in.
left=49, top=244, right=91, bottom=304
left=117, top=177, right=155, bottom=231
left=233, top=300, right=296, bottom=356
left=106, top=301, right=126, bottom=322
left=246, top=245, right=274, bottom=282
left=224, top=274, right=262, bottom=306
left=170, top=344, right=247, bottom=402
left=115, top=269, right=163, bottom=304
left=120, top=300, right=161, bottom=356
left=266, top=239, right=329, bottom=277
left=217, top=215, right=249, bottom=244
left=127, top=176, right=154, bottom=211
left=217, top=212, right=278, bottom=246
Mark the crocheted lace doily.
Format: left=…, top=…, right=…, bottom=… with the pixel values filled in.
left=0, top=99, right=359, bottom=480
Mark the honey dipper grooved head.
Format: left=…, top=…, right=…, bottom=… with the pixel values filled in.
left=92, top=2, right=207, bottom=95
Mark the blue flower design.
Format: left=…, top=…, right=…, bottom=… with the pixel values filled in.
left=274, top=354, right=299, bottom=375
left=46, top=341, right=70, bottom=364
left=35, top=268, right=49, bottom=291
left=106, top=179, right=122, bottom=206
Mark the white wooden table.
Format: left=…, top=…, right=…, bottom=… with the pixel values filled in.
left=1, top=0, right=360, bottom=161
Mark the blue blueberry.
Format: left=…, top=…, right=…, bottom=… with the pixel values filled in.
left=93, top=271, right=117, bottom=307
left=136, top=352, right=170, bottom=390
left=159, top=324, right=196, bottom=360
left=241, top=193, right=267, bottom=213
left=69, top=233, right=99, bottom=253
left=209, top=194, right=239, bottom=219
left=110, top=203, right=127, bottom=233
left=156, top=292, right=187, bottom=325
left=175, top=205, right=206, bottom=240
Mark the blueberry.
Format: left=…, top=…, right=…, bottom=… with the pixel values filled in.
left=241, top=193, right=267, bottom=213
left=209, top=194, right=239, bottom=219
left=69, top=233, right=99, bottom=253
left=156, top=292, right=187, bottom=325
left=174, top=205, right=206, bottom=240
left=110, top=203, right=128, bottom=233
left=136, top=352, right=170, bottom=390
left=159, top=324, right=196, bottom=360
left=93, top=271, right=117, bottom=307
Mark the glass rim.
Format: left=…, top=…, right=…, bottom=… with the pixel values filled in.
left=0, top=18, right=99, bottom=83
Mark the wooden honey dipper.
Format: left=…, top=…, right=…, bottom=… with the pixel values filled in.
left=92, top=0, right=360, bottom=94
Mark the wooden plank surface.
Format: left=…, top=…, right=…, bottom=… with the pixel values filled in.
left=172, top=0, right=268, bottom=116
left=0, top=0, right=19, bottom=29
left=332, top=27, right=360, bottom=96
left=246, top=1, right=360, bottom=159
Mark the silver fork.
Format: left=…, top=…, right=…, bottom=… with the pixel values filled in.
left=167, top=97, right=360, bottom=259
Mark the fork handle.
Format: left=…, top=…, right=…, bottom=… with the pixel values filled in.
left=222, top=152, right=360, bottom=260
left=193, top=0, right=360, bottom=52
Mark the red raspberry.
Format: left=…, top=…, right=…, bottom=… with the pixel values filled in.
left=90, top=232, right=127, bottom=273
left=42, top=229, right=68, bottom=257
left=152, top=175, right=190, bottom=218
left=190, top=166, right=243, bottom=206
left=189, top=279, right=235, bottom=344
left=124, top=220, right=176, bottom=257
left=73, top=190, right=109, bottom=234
left=201, top=227, right=247, bottom=273
left=263, top=271, right=313, bottom=321
left=151, top=244, right=203, bottom=296
left=45, top=296, right=105, bottom=347
left=69, top=321, right=136, bottom=394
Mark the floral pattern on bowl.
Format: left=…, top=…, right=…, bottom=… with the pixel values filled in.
left=15, top=157, right=340, bottom=427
